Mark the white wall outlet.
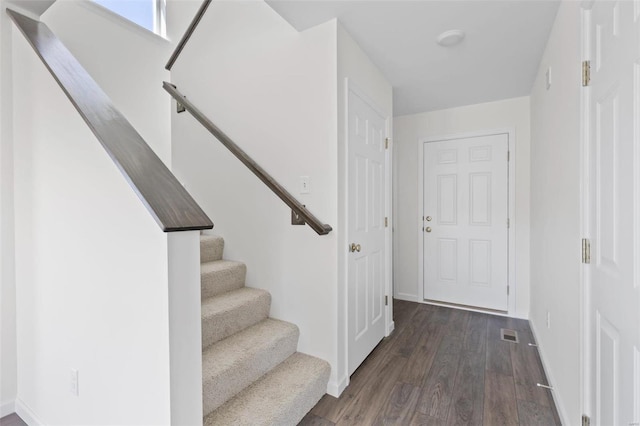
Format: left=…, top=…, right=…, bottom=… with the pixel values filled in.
left=545, top=67, right=552, bottom=90
left=299, top=176, right=310, bottom=194
left=70, top=369, right=79, bottom=396
left=546, top=311, right=551, bottom=329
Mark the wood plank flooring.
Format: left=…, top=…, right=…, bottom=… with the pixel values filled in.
left=301, top=300, right=562, bottom=426
left=0, top=414, right=27, bottom=426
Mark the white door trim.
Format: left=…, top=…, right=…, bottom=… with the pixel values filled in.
left=580, top=4, right=591, bottom=421
left=342, top=77, right=393, bottom=380
left=417, top=128, right=516, bottom=315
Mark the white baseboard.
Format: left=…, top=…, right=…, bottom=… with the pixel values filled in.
left=0, top=399, right=15, bottom=417
left=326, top=374, right=349, bottom=398
left=529, top=321, right=571, bottom=426
left=15, top=399, right=46, bottom=426
left=394, top=293, right=418, bottom=302
left=386, top=321, right=395, bottom=336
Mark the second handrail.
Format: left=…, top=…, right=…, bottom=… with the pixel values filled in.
left=165, top=0, right=211, bottom=71
left=163, top=82, right=332, bottom=236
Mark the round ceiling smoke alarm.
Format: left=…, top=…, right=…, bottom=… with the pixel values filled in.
left=436, top=30, right=466, bottom=47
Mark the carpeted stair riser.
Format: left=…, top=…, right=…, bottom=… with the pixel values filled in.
left=204, top=352, right=331, bottom=426
left=202, top=319, right=299, bottom=416
left=201, top=287, right=271, bottom=349
left=200, top=234, right=224, bottom=263
left=199, top=234, right=329, bottom=425
left=201, top=260, right=247, bottom=299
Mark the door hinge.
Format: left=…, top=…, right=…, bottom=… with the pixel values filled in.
left=507, top=151, right=510, bottom=161
left=507, top=285, right=510, bottom=296
left=385, top=138, right=390, bottom=149
left=582, top=60, right=591, bottom=87
left=385, top=217, right=389, bottom=227
left=581, top=414, right=590, bottom=426
left=507, top=218, right=510, bottom=228
left=385, top=295, right=389, bottom=306
left=582, top=238, right=591, bottom=264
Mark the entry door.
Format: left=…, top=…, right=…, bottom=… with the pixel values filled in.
left=422, top=134, right=509, bottom=311
left=347, top=88, right=387, bottom=375
left=585, top=2, right=639, bottom=424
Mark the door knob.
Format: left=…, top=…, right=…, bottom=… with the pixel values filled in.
left=350, top=243, right=361, bottom=252
left=426, top=216, right=432, bottom=221
left=425, top=227, right=432, bottom=233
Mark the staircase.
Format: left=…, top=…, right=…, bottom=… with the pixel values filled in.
left=199, top=234, right=330, bottom=425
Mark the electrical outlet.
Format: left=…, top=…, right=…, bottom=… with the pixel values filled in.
left=546, top=67, right=552, bottom=90
left=299, top=176, right=310, bottom=194
left=546, top=311, right=551, bottom=329
left=70, top=369, right=79, bottom=396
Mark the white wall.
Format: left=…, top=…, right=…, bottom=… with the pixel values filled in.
left=394, top=96, right=531, bottom=318
left=170, top=1, right=342, bottom=395
left=5, top=1, right=205, bottom=423
left=529, top=1, right=582, bottom=423
left=336, top=23, right=393, bottom=393
left=0, top=0, right=18, bottom=416
left=12, top=28, right=173, bottom=424
left=43, top=0, right=172, bottom=163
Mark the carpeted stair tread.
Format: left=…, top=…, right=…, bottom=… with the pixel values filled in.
left=204, top=352, right=331, bottom=426
left=201, top=260, right=247, bottom=299
left=202, top=318, right=299, bottom=416
left=200, top=234, right=224, bottom=263
left=201, top=287, right=271, bottom=348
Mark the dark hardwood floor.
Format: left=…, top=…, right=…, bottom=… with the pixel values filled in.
left=301, top=299, right=562, bottom=426
left=1, top=300, right=560, bottom=426
left=0, top=414, right=27, bottom=426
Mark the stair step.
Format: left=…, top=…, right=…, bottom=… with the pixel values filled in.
left=200, top=234, right=224, bottom=263
left=202, top=319, right=299, bottom=416
left=201, top=260, right=246, bottom=299
left=204, top=352, right=331, bottom=426
left=202, top=287, right=271, bottom=348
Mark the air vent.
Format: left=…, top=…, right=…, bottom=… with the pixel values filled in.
left=501, top=328, right=519, bottom=343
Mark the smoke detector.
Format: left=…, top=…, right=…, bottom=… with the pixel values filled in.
left=436, top=30, right=466, bottom=47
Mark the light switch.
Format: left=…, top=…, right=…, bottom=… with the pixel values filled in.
left=299, top=176, right=310, bottom=194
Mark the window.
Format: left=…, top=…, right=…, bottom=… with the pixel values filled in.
left=92, top=0, right=166, bottom=37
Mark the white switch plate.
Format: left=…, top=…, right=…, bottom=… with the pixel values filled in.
left=70, top=369, right=79, bottom=396
left=299, top=176, right=310, bottom=194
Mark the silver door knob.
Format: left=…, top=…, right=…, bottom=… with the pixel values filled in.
left=350, top=243, right=361, bottom=252
left=425, top=227, right=432, bottom=233
left=426, top=216, right=432, bottom=221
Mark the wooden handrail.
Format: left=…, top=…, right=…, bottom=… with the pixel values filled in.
left=165, top=0, right=211, bottom=71
left=163, top=82, right=333, bottom=236
left=8, top=9, right=214, bottom=232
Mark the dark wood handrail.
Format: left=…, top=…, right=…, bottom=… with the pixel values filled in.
left=163, top=82, right=333, bottom=236
left=8, top=9, right=214, bottom=232
left=165, top=0, right=211, bottom=71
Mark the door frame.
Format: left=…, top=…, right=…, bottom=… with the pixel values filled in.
left=341, top=78, right=393, bottom=384
left=580, top=4, right=590, bottom=420
left=416, top=128, right=517, bottom=314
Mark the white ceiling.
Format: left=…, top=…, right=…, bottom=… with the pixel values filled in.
left=266, top=0, right=560, bottom=116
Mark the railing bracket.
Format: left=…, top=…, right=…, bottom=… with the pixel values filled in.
left=177, top=99, right=186, bottom=114
left=291, top=207, right=306, bottom=226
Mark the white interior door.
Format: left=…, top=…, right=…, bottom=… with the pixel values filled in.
left=585, top=1, right=640, bottom=424
left=347, top=88, right=387, bottom=375
left=422, top=134, right=509, bottom=311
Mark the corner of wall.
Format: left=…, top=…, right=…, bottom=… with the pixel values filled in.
left=0, top=0, right=18, bottom=412
left=15, top=399, right=45, bottom=426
